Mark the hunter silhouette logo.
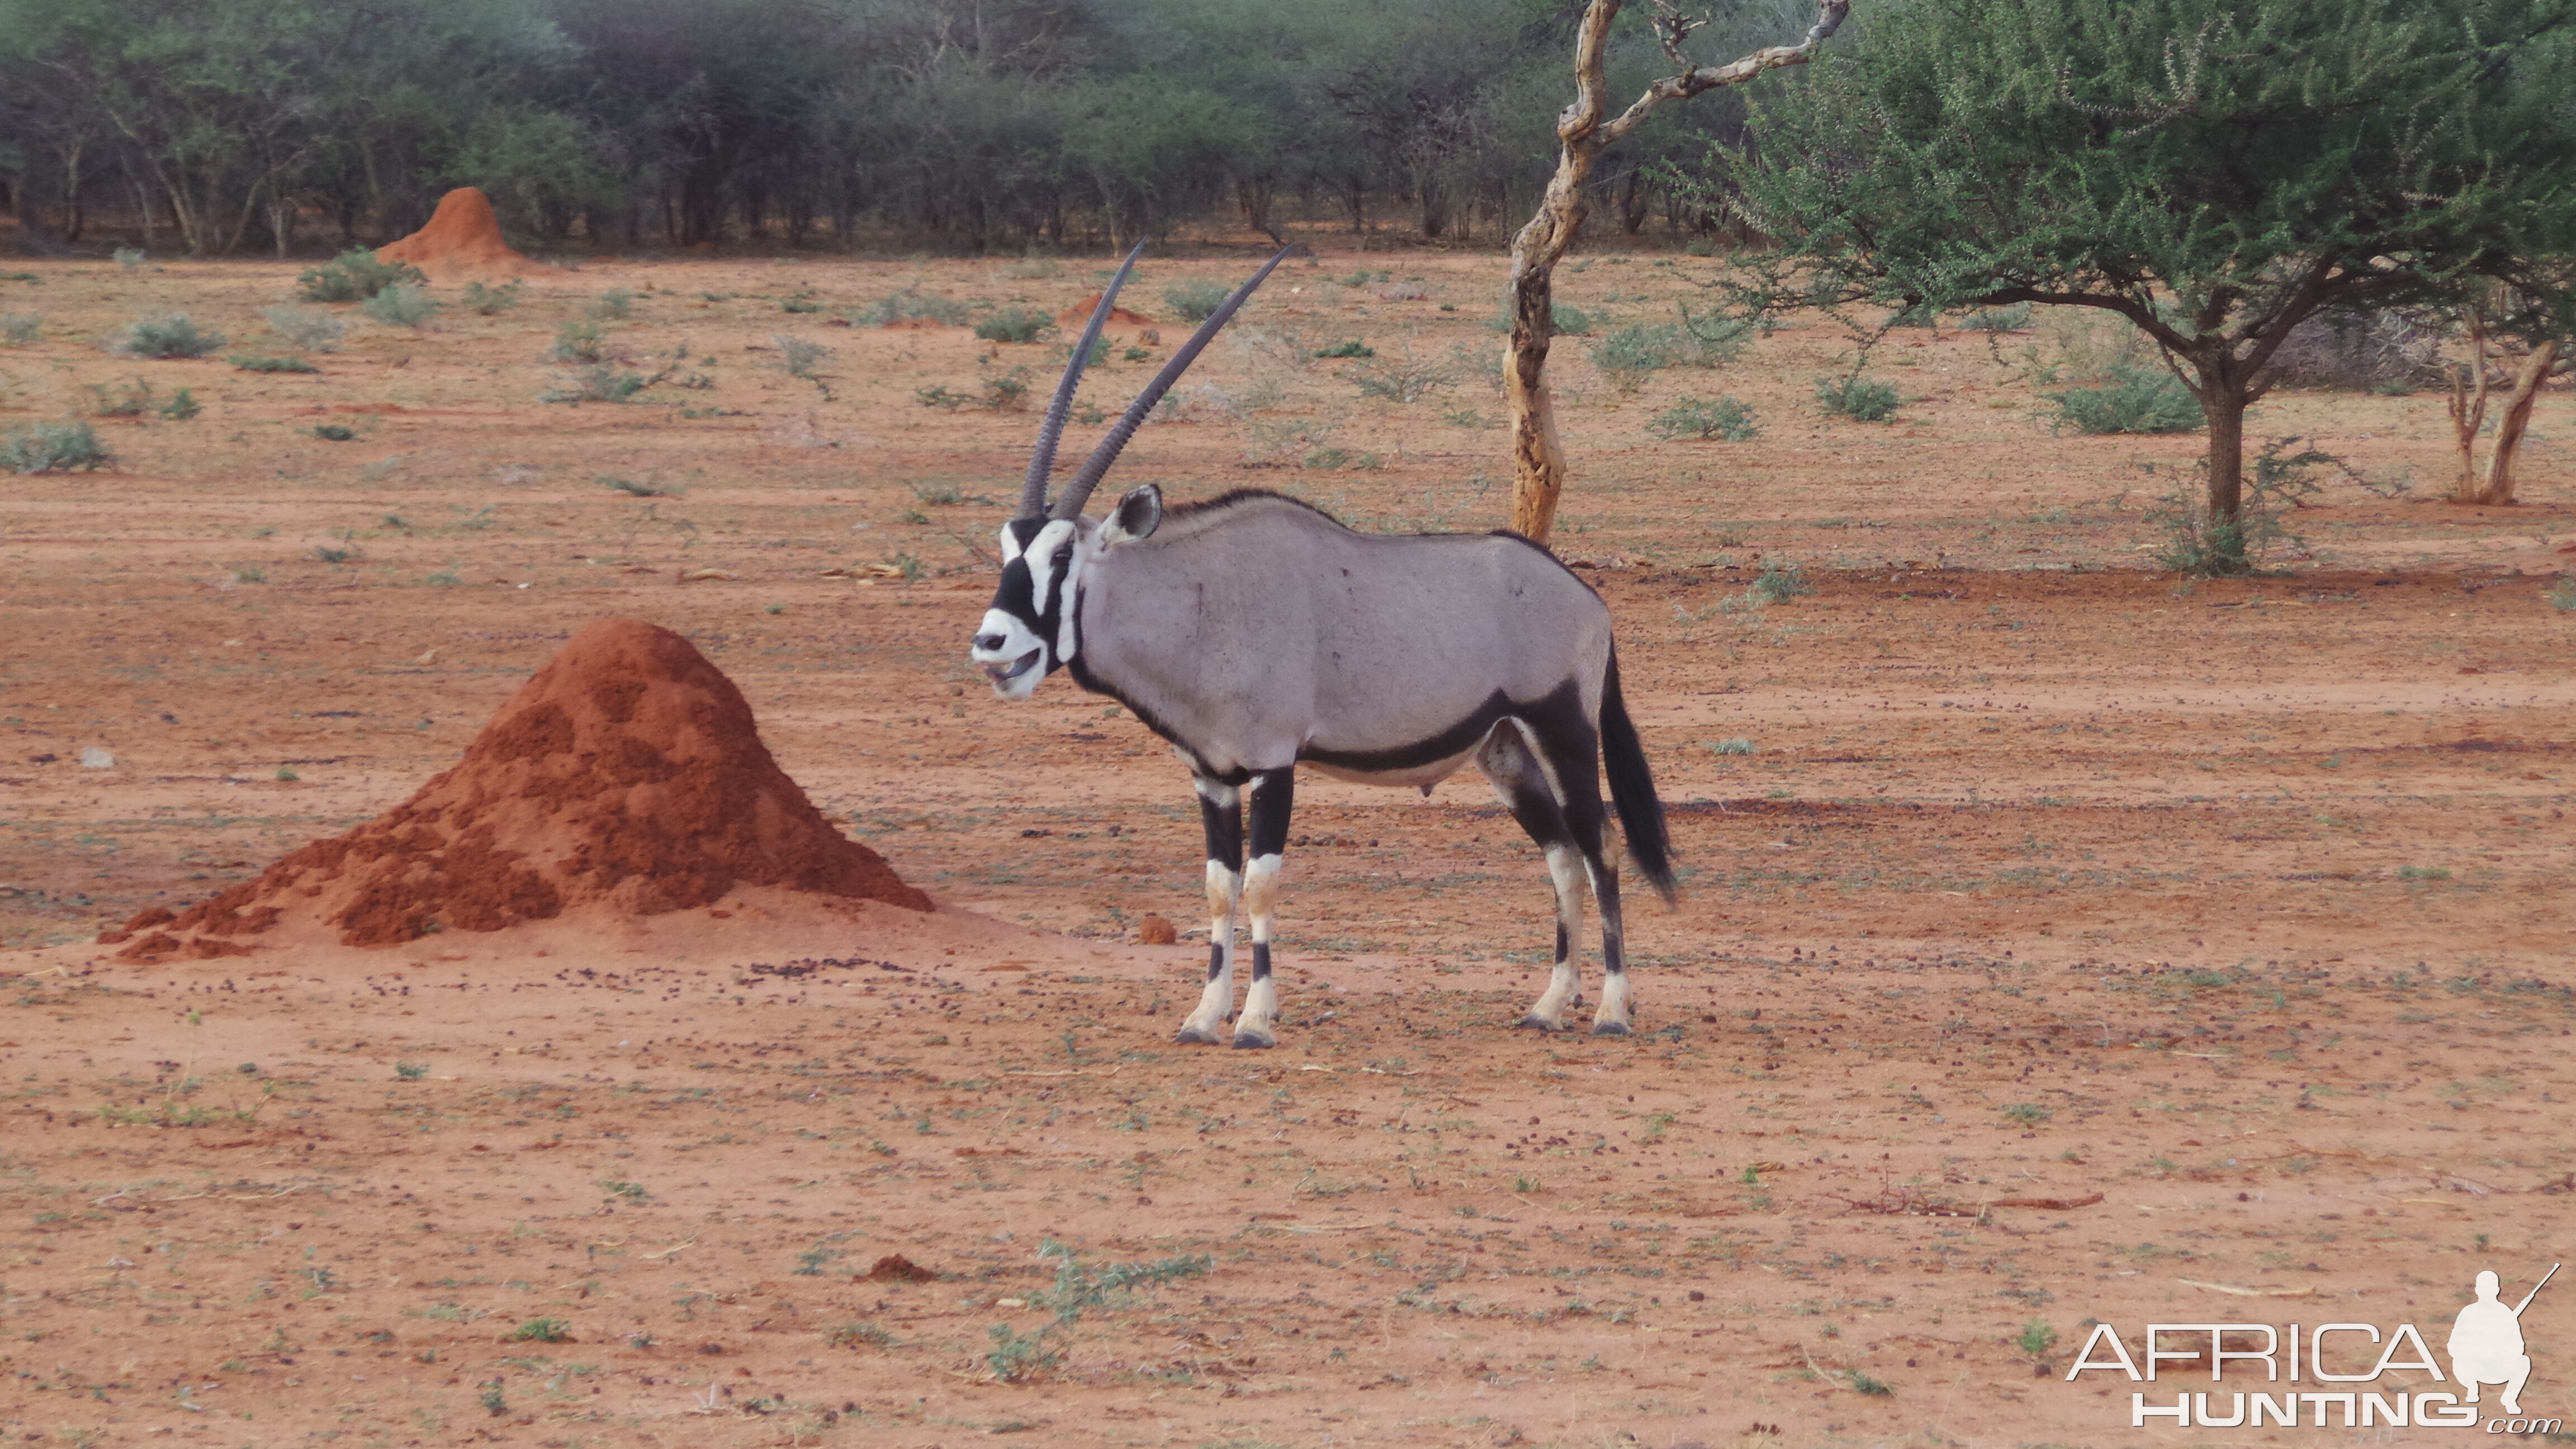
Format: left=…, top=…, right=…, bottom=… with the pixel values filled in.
left=2452, top=1264, right=2554, bottom=1417
left=2066, top=1262, right=2560, bottom=1431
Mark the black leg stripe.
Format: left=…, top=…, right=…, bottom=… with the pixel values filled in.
left=1251, top=940, right=1272, bottom=981
left=1206, top=943, right=1226, bottom=982
left=1247, top=770, right=1295, bottom=859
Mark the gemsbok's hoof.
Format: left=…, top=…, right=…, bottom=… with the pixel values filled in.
left=1589, top=1019, right=1632, bottom=1038
left=1516, top=1015, right=1562, bottom=1032
left=1229, top=1027, right=1277, bottom=1049
left=1175, top=1025, right=1225, bottom=1045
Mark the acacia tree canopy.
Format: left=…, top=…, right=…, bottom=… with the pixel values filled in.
left=1708, top=0, right=2576, bottom=527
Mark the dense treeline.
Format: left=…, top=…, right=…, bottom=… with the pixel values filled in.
left=0, top=0, right=1811, bottom=255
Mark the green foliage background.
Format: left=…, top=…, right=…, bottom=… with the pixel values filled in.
left=0, top=0, right=1824, bottom=254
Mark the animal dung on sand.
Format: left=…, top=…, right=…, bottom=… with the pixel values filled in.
left=109, top=618, right=927, bottom=958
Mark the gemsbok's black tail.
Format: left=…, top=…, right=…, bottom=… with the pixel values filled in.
left=1598, top=647, right=1675, bottom=904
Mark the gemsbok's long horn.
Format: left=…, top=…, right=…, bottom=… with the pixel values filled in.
left=1017, top=239, right=1147, bottom=520
left=1049, top=245, right=1296, bottom=522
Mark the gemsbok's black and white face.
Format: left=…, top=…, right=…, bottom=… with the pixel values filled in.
left=969, top=488, right=1163, bottom=700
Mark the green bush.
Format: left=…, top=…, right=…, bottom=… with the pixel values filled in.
left=1649, top=396, right=1758, bottom=441
left=1750, top=560, right=1812, bottom=603
left=1817, top=374, right=1900, bottom=422
left=113, top=246, right=144, bottom=270
left=1163, top=278, right=1230, bottom=322
left=2046, top=363, right=2201, bottom=434
left=157, top=388, right=201, bottom=420
left=776, top=335, right=831, bottom=378
left=974, top=306, right=1053, bottom=343
left=229, top=354, right=320, bottom=373
left=296, top=249, right=422, bottom=303
left=261, top=305, right=344, bottom=353
left=552, top=320, right=608, bottom=363
left=541, top=366, right=650, bottom=404
left=1313, top=338, right=1374, bottom=358
left=112, top=312, right=224, bottom=358
left=1, top=312, right=37, bottom=345
left=588, top=287, right=636, bottom=320
left=855, top=288, right=965, bottom=326
left=462, top=280, right=520, bottom=315
left=359, top=284, right=439, bottom=329
left=2, top=420, right=112, bottom=473
left=1961, top=304, right=2033, bottom=332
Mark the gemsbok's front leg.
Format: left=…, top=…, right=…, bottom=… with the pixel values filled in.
left=1176, top=777, right=1243, bottom=1044
left=1232, top=768, right=1294, bottom=1049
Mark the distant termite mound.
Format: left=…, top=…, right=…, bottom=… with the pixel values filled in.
left=112, top=619, right=927, bottom=958
left=375, top=187, right=537, bottom=280
left=1054, top=292, right=1157, bottom=333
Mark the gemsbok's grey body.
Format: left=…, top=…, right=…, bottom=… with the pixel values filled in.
left=969, top=245, right=1674, bottom=1047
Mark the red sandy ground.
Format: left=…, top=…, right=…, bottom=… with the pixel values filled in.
left=0, top=242, right=2570, bottom=1448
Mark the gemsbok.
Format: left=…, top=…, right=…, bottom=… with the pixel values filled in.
left=969, top=244, right=1674, bottom=1047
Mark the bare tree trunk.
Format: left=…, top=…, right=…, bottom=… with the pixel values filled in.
left=2476, top=339, right=2563, bottom=506
left=2204, top=385, right=2246, bottom=521
left=2449, top=310, right=2496, bottom=502
left=1506, top=0, right=1850, bottom=546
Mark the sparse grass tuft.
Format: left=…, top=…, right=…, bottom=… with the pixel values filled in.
left=974, top=307, right=1052, bottom=343
left=776, top=335, right=831, bottom=379
left=509, top=1318, right=571, bottom=1343
left=588, top=288, right=636, bottom=320
left=462, top=280, right=520, bottom=315
left=1817, top=374, right=1900, bottom=422
left=1, top=420, right=112, bottom=474
left=229, top=353, right=319, bottom=373
left=541, top=366, right=650, bottom=404
left=2, top=312, right=40, bottom=345
left=1163, top=278, right=1230, bottom=322
left=2047, top=363, right=2200, bottom=434
left=359, top=284, right=438, bottom=328
left=551, top=320, right=608, bottom=363
left=297, top=249, right=422, bottom=303
left=261, top=304, right=344, bottom=353
left=112, top=312, right=224, bottom=358
left=854, top=288, right=965, bottom=327
left=1649, top=396, right=1758, bottom=441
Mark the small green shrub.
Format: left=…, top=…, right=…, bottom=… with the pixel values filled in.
left=2001, top=1102, right=2053, bottom=1126
left=1817, top=374, right=1900, bottom=422
left=394, top=1061, right=428, bottom=1080
left=974, top=306, right=1053, bottom=343
left=541, top=366, right=649, bottom=404
left=113, top=246, right=144, bottom=270
left=588, top=287, right=636, bottom=320
left=509, top=1318, right=572, bottom=1343
left=261, top=305, right=344, bottom=353
left=1346, top=353, right=1451, bottom=402
left=2047, top=363, right=2201, bottom=434
left=462, top=280, right=520, bottom=315
left=157, top=387, right=201, bottom=420
left=1163, top=278, right=1230, bottom=322
left=88, top=378, right=157, bottom=416
left=1, top=312, right=37, bottom=345
left=855, top=288, right=966, bottom=326
left=312, top=424, right=358, bottom=441
left=1850, top=1371, right=1894, bottom=1397
left=776, top=335, right=831, bottom=378
left=359, top=284, right=438, bottom=329
left=1314, top=338, right=1374, bottom=359
left=113, top=312, right=224, bottom=358
left=2018, top=1321, right=2058, bottom=1358
left=2, top=420, right=112, bottom=474
left=1961, top=304, right=2033, bottom=332
left=229, top=354, right=320, bottom=373
left=551, top=320, right=608, bottom=363
left=827, top=1321, right=894, bottom=1349
left=296, top=250, right=422, bottom=303
left=1551, top=304, right=1593, bottom=335
left=1711, top=737, right=1755, bottom=755
left=479, top=1382, right=507, bottom=1417
left=780, top=288, right=822, bottom=314
left=2544, top=577, right=2576, bottom=612
left=1750, top=560, right=1812, bottom=603
left=1649, top=396, right=1758, bottom=441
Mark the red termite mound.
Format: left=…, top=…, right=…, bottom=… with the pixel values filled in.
left=1054, top=292, right=1157, bottom=332
left=115, top=619, right=927, bottom=957
left=375, top=187, right=537, bottom=280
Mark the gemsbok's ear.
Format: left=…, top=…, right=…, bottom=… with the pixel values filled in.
left=1102, top=484, right=1163, bottom=545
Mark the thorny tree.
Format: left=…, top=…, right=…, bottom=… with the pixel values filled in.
left=1504, top=0, right=1850, bottom=546
left=1711, top=0, right=2576, bottom=543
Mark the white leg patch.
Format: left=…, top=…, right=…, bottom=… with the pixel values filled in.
left=1178, top=860, right=1240, bottom=1044
left=1592, top=970, right=1635, bottom=1036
